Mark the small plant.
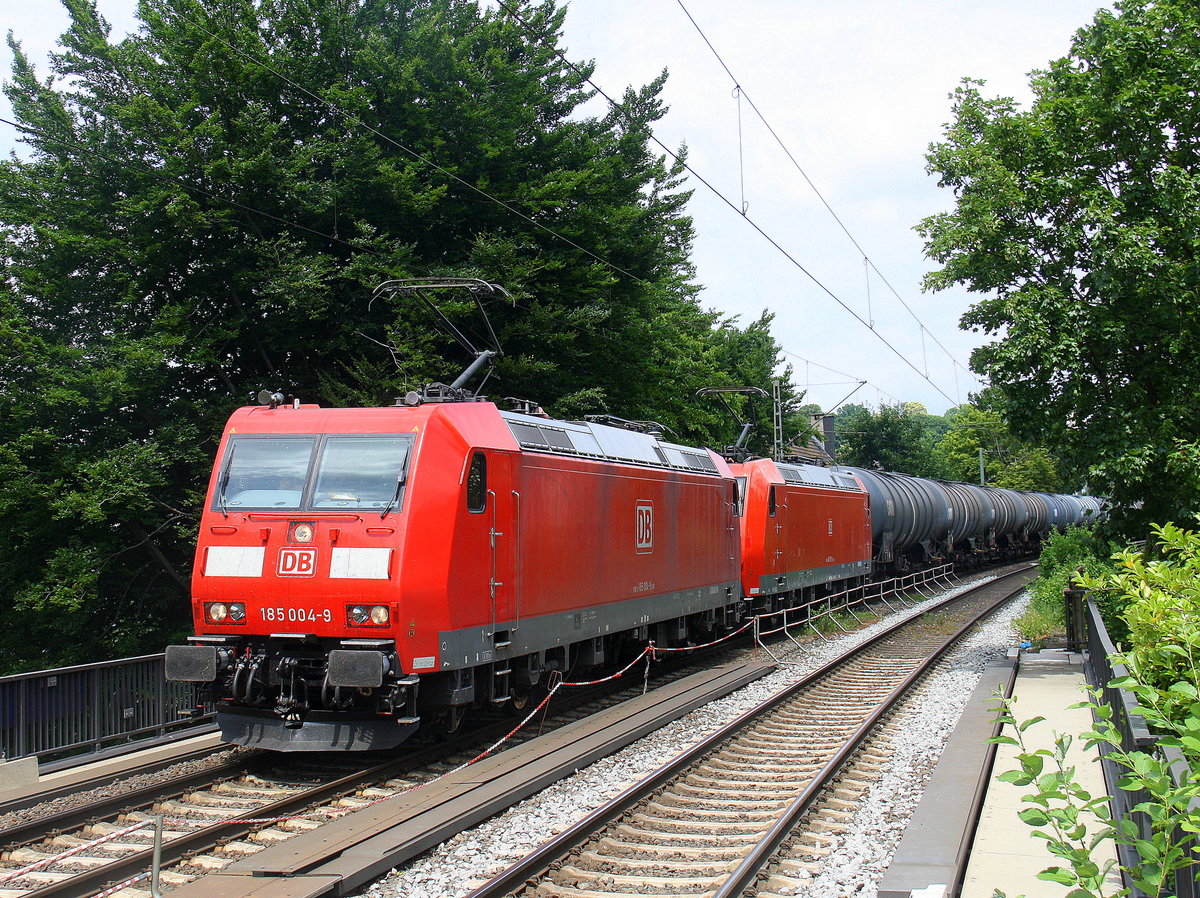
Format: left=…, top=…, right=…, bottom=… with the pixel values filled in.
left=1079, top=523, right=1200, bottom=720
left=806, top=606, right=877, bottom=635
left=993, top=523, right=1200, bottom=897
left=1013, top=606, right=1059, bottom=648
left=991, top=691, right=1200, bottom=897
left=918, top=610, right=959, bottom=636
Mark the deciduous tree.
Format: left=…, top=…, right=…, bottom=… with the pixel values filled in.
left=0, top=0, right=793, bottom=669
left=919, top=0, right=1200, bottom=534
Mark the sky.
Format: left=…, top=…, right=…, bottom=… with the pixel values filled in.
left=2, top=0, right=1111, bottom=415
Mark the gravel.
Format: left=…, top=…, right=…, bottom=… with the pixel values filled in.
left=354, top=571, right=1030, bottom=898
left=0, top=747, right=245, bottom=832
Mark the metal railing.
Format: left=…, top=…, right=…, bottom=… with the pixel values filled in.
left=752, top=563, right=956, bottom=656
left=1073, top=591, right=1200, bottom=898
left=0, top=654, right=212, bottom=765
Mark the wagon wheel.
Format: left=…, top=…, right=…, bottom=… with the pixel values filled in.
left=506, top=683, right=538, bottom=716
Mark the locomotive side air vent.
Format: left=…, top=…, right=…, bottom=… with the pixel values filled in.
left=510, top=422, right=554, bottom=450
left=502, top=412, right=723, bottom=477
left=681, top=451, right=718, bottom=473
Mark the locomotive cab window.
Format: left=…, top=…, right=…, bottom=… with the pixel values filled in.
left=213, top=434, right=413, bottom=512
left=313, top=436, right=414, bottom=510
left=466, top=452, right=487, bottom=513
left=214, top=436, right=316, bottom=510
left=768, top=485, right=777, bottom=517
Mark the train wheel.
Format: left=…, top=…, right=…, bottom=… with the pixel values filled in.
left=505, top=683, right=541, bottom=716
left=435, top=705, right=467, bottom=737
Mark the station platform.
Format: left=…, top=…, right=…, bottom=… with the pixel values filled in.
left=881, top=649, right=1124, bottom=898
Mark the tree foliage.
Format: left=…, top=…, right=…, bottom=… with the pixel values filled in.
left=919, top=0, right=1200, bottom=535
left=833, top=403, right=941, bottom=477
left=938, top=397, right=1066, bottom=491
left=0, top=0, right=796, bottom=670
left=832, top=394, right=1069, bottom=491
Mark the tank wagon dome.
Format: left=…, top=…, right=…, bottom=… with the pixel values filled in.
left=833, top=467, right=950, bottom=563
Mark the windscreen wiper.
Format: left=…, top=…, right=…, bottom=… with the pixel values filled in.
left=380, top=470, right=407, bottom=519
left=218, top=445, right=235, bottom=517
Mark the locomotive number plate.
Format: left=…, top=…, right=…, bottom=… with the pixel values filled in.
left=260, top=607, right=334, bottom=623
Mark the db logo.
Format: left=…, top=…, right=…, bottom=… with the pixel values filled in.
left=635, top=501, right=654, bottom=553
left=278, top=548, right=318, bottom=577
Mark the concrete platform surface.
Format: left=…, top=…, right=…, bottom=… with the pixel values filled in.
left=959, top=651, right=1123, bottom=898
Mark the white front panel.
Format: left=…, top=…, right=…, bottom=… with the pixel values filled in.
left=205, top=546, right=266, bottom=577
left=329, top=547, right=392, bottom=580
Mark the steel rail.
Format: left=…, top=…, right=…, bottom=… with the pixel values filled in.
left=712, top=574, right=1030, bottom=898
left=21, top=747, right=444, bottom=898
left=14, top=657, right=707, bottom=898
left=0, top=748, right=244, bottom=849
left=464, top=566, right=1034, bottom=898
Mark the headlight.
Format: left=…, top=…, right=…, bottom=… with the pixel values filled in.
left=347, top=604, right=389, bottom=627
left=205, top=602, right=246, bottom=624
left=291, top=522, right=315, bottom=543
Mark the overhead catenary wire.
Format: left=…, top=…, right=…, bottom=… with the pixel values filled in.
left=672, top=0, right=980, bottom=386
left=159, top=9, right=650, bottom=289
left=0, top=115, right=385, bottom=260
left=0, top=109, right=829, bottom=410
left=3, top=7, right=968, bottom=410
left=489, top=0, right=961, bottom=409
left=780, top=349, right=901, bottom=407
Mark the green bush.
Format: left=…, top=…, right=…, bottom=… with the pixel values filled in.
left=995, top=522, right=1200, bottom=897
left=1081, top=522, right=1200, bottom=724
left=1018, top=526, right=1121, bottom=644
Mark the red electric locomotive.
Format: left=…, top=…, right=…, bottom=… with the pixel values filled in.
left=166, top=398, right=743, bottom=750
left=731, top=458, right=873, bottom=611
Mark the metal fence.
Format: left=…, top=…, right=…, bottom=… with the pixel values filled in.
left=1075, top=593, right=1200, bottom=898
left=0, top=654, right=211, bottom=764
left=752, top=563, right=956, bottom=655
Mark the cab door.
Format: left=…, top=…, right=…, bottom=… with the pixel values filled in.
left=486, top=452, right=519, bottom=641
left=767, top=483, right=786, bottom=576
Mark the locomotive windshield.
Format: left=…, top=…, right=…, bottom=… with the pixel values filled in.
left=313, top=437, right=412, bottom=509
left=215, top=434, right=413, bottom=511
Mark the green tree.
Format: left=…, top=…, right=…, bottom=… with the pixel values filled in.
left=0, top=0, right=795, bottom=669
left=834, top=403, right=942, bottom=476
left=933, top=400, right=1064, bottom=491
left=919, top=0, right=1200, bottom=536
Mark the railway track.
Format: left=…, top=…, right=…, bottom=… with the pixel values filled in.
left=0, top=565, right=1026, bottom=898
left=0, top=639, right=761, bottom=898
left=464, top=567, right=1033, bottom=898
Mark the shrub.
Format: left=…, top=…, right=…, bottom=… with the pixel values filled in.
left=1080, top=522, right=1200, bottom=724
left=1018, top=527, right=1121, bottom=643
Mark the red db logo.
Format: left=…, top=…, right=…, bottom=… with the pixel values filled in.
left=278, top=548, right=318, bottom=577
left=635, top=501, right=654, bottom=553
